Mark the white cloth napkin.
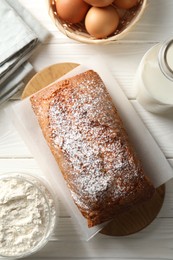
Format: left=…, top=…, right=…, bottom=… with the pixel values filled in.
left=0, top=0, right=50, bottom=104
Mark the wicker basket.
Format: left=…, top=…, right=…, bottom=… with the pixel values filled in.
left=47, top=0, right=147, bottom=44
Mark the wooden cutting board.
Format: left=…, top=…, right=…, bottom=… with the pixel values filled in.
left=22, top=62, right=165, bottom=236
left=22, top=63, right=79, bottom=98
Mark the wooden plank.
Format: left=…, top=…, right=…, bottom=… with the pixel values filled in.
left=31, top=219, right=173, bottom=259
left=132, top=101, right=173, bottom=158
left=50, top=217, right=173, bottom=241
left=0, top=102, right=32, bottom=157
left=0, top=158, right=173, bottom=218
left=2, top=100, right=173, bottom=158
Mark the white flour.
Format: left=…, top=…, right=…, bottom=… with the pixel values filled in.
left=0, top=175, right=56, bottom=257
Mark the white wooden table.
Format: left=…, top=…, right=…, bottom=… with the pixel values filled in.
left=1, top=0, right=173, bottom=259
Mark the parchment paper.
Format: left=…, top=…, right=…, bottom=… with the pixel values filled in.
left=7, top=57, right=173, bottom=240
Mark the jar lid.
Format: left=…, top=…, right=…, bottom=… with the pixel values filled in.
left=158, top=38, right=173, bottom=81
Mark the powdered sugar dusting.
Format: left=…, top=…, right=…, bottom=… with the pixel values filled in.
left=47, top=71, right=142, bottom=212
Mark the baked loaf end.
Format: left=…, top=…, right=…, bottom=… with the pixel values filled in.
left=30, top=70, right=155, bottom=227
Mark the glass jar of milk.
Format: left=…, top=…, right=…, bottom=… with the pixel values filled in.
left=135, top=38, right=173, bottom=113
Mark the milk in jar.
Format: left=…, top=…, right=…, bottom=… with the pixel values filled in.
left=135, top=38, right=173, bottom=113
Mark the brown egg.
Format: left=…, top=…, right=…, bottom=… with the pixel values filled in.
left=85, top=6, right=119, bottom=39
left=55, top=0, right=90, bottom=24
left=114, top=0, right=138, bottom=9
left=84, top=0, right=114, bottom=7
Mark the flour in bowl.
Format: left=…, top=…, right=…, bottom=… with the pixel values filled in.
left=0, top=174, right=56, bottom=257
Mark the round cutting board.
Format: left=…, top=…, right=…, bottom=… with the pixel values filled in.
left=23, top=62, right=165, bottom=236
left=22, top=62, right=79, bottom=98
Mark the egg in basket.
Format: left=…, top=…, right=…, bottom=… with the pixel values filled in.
left=48, top=0, right=147, bottom=44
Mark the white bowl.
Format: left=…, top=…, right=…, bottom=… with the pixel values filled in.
left=0, top=172, right=57, bottom=259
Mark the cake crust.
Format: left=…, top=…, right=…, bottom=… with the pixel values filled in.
left=30, top=70, right=155, bottom=227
